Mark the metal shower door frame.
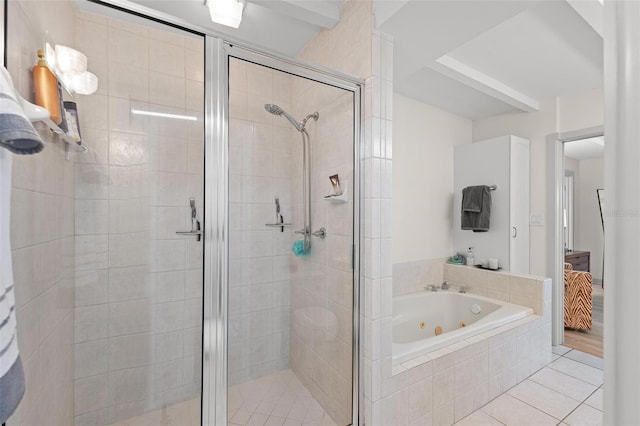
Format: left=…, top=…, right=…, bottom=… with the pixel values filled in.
left=204, top=40, right=364, bottom=425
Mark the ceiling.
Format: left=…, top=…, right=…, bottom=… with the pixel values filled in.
left=106, top=0, right=603, bottom=121
left=564, top=136, right=604, bottom=161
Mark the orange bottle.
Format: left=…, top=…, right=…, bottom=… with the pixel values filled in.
left=32, top=49, right=62, bottom=124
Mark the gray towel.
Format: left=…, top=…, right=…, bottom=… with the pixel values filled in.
left=461, top=185, right=491, bottom=232
left=0, top=357, right=25, bottom=423
left=0, top=67, right=44, bottom=155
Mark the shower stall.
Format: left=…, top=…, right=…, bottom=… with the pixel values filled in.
left=224, top=55, right=358, bottom=425
left=4, top=2, right=361, bottom=425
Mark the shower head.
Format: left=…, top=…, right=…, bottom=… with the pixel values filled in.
left=264, top=104, right=284, bottom=115
left=264, top=104, right=304, bottom=132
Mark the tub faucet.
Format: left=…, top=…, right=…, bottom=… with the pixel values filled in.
left=441, top=281, right=451, bottom=290
left=426, top=284, right=438, bottom=292
left=459, top=286, right=467, bottom=293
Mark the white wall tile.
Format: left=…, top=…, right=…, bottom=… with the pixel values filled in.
left=108, top=299, right=152, bottom=336
left=75, top=339, right=109, bottom=379
left=75, top=305, right=108, bottom=343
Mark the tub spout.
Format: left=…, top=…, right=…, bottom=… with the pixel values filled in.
left=441, top=281, right=451, bottom=290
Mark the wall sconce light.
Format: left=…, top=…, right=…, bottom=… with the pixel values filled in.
left=45, top=43, right=99, bottom=96
left=206, top=0, right=245, bottom=28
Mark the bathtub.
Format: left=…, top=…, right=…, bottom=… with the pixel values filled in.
left=393, top=291, right=533, bottom=365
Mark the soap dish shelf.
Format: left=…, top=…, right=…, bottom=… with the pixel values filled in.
left=44, top=118, right=87, bottom=160
left=323, top=186, right=348, bottom=203
left=18, top=93, right=87, bottom=160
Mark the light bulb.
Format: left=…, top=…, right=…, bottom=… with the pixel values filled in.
left=55, top=45, right=87, bottom=74
left=71, top=72, right=98, bottom=95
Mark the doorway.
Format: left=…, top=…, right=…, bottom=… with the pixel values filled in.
left=547, top=127, right=604, bottom=358
left=562, top=135, right=604, bottom=358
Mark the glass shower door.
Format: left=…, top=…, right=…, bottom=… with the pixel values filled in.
left=72, top=9, right=205, bottom=425
left=226, top=56, right=355, bottom=426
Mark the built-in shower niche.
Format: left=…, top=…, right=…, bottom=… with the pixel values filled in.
left=228, top=58, right=354, bottom=425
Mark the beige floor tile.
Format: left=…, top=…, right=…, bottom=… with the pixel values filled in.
left=454, top=410, right=504, bottom=426
left=563, top=350, right=604, bottom=370
left=265, top=415, right=286, bottom=426
left=320, top=413, right=338, bottom=426
left=552, top=345, right=572, bottom=356
left=507, top=379, right=581, bottom=420
left=584, top=388, right=604, bottom=411
left=529, top=367, right=597, bottom=401
left=481, top=394, right=557, bottom=426
left=564, top=404, right=603, bottom=426
left=549, top=358, right=603, bottom=386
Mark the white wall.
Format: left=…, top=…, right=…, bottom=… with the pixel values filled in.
left=557, top=88, right=604, bottom=133
left=575, top=158, right=604, bottom=281
left=392, top=94, right=472, bottom=263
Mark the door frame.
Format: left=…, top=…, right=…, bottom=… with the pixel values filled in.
left=546, top=125, right=604, bottom=346
left=206, top=41, right=364, bottom=425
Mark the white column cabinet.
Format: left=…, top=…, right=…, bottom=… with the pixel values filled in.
left=453, top=135, right=530, bottom=273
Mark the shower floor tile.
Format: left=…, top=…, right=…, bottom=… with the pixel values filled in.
left=107, top=397, right=201, bottom=426
left=228, top=369, right=338, bottom=426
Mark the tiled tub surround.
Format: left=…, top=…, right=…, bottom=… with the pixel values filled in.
left=381, top=264, right=552, bottom=425
left=72, top=11, right=204, bottom=425
left=393, top=258, right=446, bottom=296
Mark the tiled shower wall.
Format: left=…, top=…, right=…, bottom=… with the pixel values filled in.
left=297, top=0, right=393, bottom=423
left=72, top=11, right=204, bottom=425
left=6, top=1, right=76, bottom=424
left=289, top=81, right=355, bottom=425
left=227, top=58, right=296, bottom=385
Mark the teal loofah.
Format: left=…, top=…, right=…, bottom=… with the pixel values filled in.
left=291, top=240, right=310, bottom=256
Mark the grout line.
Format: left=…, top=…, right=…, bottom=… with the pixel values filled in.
left=556, top=386, right=602, bottom=426
left=505, top=382, right=578, bottom=422
left=479, top=408, right=509, bottom=426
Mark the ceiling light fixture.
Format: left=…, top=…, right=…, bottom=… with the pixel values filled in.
left=206, top=0, right=245, bottom=29
left=131, top=109, right=198, bottom=121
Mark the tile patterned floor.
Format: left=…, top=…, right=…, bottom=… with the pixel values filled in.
left=107, top=369, right=335, bottom=426
left=107, top=348, right=602, bottom=426
left=228, top=369, right=338, bottom=426
left=454, top=345, right=604, bottom=426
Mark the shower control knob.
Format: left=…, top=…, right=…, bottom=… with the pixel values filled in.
left=312, top=227, right=326, bottom=239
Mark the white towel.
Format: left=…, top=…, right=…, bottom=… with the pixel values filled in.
left=0, top=66, right=44, bottom=155
left=0, top=142, right=25, bottom=422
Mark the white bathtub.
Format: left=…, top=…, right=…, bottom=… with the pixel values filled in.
left=393, top=291, right=532, bottom=365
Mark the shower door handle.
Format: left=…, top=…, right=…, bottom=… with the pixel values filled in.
left=176, top=198, right=202, bottom=241
left=176, top=230, right=203, bottom=240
